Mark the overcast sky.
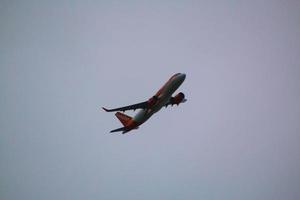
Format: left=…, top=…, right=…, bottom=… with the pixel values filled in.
left=1, top=1, right=300, bottom=200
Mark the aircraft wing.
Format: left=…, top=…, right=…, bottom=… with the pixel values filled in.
left=102, top=101, right=148, bottom=112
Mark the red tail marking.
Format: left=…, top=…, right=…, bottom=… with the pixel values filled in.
left=115, top=112, right=132, bottom=126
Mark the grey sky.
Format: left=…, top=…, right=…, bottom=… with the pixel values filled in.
left=1, top=1, right=300, bottom=200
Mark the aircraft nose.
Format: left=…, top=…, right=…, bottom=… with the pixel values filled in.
left=180, top=73, right=186, bottom=80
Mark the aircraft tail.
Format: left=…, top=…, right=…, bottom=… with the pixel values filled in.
left=115, top=112, right=132, bottom=126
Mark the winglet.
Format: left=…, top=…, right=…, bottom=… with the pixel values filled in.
left=102, top=107, right=109, bottom=112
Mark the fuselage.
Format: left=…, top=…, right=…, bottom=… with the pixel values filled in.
left=127, top=73, right=186, bottom=131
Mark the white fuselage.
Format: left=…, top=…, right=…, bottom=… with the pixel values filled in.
left=133, top=73, right=186, bottom=125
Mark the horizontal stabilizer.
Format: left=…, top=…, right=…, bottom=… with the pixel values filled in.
left=110, top=127, right=127, bottom=133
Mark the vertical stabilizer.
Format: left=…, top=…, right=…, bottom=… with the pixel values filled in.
left=115, top=112, right=132, bottom=126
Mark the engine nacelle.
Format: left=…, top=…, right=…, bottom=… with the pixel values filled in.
left=170, top=92, right=185, bottom=105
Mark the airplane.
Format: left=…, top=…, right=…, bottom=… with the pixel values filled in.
left=102, top=73, right=186, bottom=134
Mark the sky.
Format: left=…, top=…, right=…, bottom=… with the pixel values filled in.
left=1, top=1, right=300, bottom=200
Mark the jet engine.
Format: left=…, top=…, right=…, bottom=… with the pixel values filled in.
left=170, top=92, right=185, bottom=105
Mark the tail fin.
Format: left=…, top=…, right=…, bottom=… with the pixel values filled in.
left=115, top=112, right=132, bottom=126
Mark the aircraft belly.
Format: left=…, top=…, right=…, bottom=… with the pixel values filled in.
left=133, top=109, right=152, bottom=124
left=132, top=99, right=167, bottom=124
